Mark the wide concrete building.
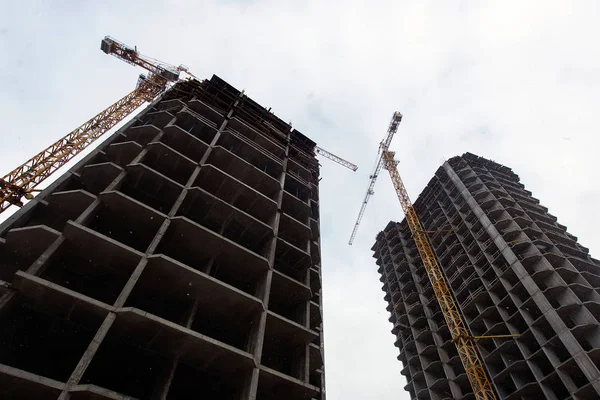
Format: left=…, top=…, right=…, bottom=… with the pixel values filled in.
left=373, top=153, right=600, bottom=399
left=0, top=76, right=325, bottom=400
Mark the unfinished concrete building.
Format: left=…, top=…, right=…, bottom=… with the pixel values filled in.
left=373, top=153, right=600, bottom=400
left=0, top=75, right=325, bottom=400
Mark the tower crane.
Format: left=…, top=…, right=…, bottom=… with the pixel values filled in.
left=349, top=112, right=499, bottom=400
left=0, top=37, right=183, bottom=214
left=0, top=36, right=356, bottom=215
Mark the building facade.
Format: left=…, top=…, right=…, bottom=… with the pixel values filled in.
left=373, top=153, right=600, bottom=400
left=0, top=76, right=325, bottom=400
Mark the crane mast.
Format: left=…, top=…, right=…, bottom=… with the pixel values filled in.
left=348, top=112, right=402, bottom=244
left=351, top=112, right=497, bottom=399
left=382, top=150, right=496, bottom=400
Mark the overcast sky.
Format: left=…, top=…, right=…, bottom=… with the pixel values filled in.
left=1, top=1, right=600, bottom=399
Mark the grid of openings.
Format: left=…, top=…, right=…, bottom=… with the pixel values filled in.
left=373, top=152, right=600, bottom=400
left=0, top=76, right=325, bottom=400
left=373, top=221, right=470, bottom=400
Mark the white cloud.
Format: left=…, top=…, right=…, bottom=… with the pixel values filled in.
left=1, top=1, right=599, bottom=399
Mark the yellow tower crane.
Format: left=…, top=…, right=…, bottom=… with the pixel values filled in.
left=0, top=36, right=184, bottom=213
left=349, top=112, right=507, bottom=400
left=0, top=36, right=357, bottom=215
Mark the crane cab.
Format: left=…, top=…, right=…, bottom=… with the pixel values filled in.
left=159, top=68, right=180, bottom=82
left=100, top=38, right=113, bottom=54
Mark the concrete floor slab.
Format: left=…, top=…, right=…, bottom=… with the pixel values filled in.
left=68, top=384, right=138, bottom=400
left=64, top=221, right=144, bottom=269
left=309, top=343, right=323, bottom=370
left=141, top=110, right=174, bottom=129
left=155, top=98, right=185, bottom=113
left=265, top=311, right=317, bottom=346
left=227, top=117, right=286, bottom=160
left=79, top=162, right=123, bottom=195
left=309, top=268, right=321, bottom=294
left=0, top=225, right=60, bottom=282
left=310, top=218, right=320, bottom=241
left=272, top=269, right=311, bottom=300
left=280, top=213, right=310, bottom=250
left=257, top=366, right=319, bottom=400
left=160, top=124, right=210, bottom=162
left=207, top=146, right=281, bottom=201
left=99, top=190, right=167, bottom=223
left=140, top=254, right=263, bottom=320
left=113, top=308, right=255, bottom=370
left=274, top=238, right=311, bottom=281
left=120, top=163, right=183, bottom=214
left=155, top=217, right=269, bottom=295
left=94, top=190, right=167, bottom=252
left=284, top=175, right=311, bottom=203
left=188, top=99, right=225, bottom=127
left=172, top=109, right=219, bottom=143
left=140, top=142, right=196, bottom=185
left=178, top=187, right=273, bottom=256
left=287, top=159, right=312, bottom=184
left=218, top=131, right=283, bottom=179
left=310, top=301, right=321, bottom=331
left=194, top=164, right=277, bottom=225
left=311, top=242, right=321, bottom=265
left=39, top=223, right=142, bottom=305
left=13, top=271, right=113, bottom=324
left=122, top=125, right=161, bottom=146
left=0, top=363, right=65, bottom=399
left=4, top=224, right=60, bottom=255
left=269, top=270, right=311, bottom=324
left=105, top=141, right=143, bottom=167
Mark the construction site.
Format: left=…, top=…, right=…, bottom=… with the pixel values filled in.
left=1, top=36, right=600, bottom=400
left=0, top=38, right=339, bottom=400
left=372, top=153, right=600, bottom=399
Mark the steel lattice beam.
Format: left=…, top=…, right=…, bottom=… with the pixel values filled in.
left=0, top=74, right=166, bottom=213
left=315, top=146, right=358, bottom=171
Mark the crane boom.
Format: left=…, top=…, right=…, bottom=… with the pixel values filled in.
left=0, top=75, right=165, bottom=213
left=348, top=112, right=402, bottom=244
left=315, top=146, right=358, bottom=171
left=382, top=150, right=496, bottom=400
left=0, top=37, right=182, bottom=215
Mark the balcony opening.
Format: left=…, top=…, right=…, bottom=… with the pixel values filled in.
left=140, top=142, right=196, bottom=185
left=0, top=301, right=96, bottom=382
left=124, top=283, right=192, bottom=326
left=167, top=361, right=249, bottom=400
left=80, top=333, right=170, bottom=399
left=40, top=224, right=141, bottom=305
left=118, top=164, right=183, bottom=214
left=87, top=192, right=165, bottom=253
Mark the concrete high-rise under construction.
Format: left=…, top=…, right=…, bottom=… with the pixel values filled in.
left=373, top=153, right=600, bottom=399
left=0, top=76, right=325, bottom=400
